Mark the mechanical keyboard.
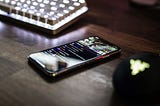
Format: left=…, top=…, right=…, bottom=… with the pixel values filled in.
left=0, top=0, right=88, bottom=34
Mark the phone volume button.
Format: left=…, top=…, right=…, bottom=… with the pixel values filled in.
left=95, top=54, right=110, bottom=60
left=95, top=56, right=104, bottom=60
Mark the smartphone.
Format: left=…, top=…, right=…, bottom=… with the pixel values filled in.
left=28, top=36, right=121, bottom=77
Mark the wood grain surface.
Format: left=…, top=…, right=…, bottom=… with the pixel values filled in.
left=0, top=0, right=160, bottom=105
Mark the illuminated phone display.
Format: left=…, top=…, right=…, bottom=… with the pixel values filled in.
left=28, top=36, right=121, bottom=76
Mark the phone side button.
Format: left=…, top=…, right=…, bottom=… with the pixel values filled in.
left=95, top=55, right=110, bottom=60
left=95, top=56, right=104, bottom=60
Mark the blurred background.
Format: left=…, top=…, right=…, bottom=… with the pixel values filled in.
left=79, top=0, right=160, bottom=43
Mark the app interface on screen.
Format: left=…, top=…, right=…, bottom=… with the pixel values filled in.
left=30, top=37, right=119, bottom=72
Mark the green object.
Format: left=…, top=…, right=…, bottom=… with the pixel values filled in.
left=130, top=59, right=150, bottom=75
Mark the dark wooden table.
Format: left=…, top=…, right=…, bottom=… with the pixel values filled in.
left=0, top=0, right=160, bottom=105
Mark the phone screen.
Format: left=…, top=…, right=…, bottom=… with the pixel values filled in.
left=28, top=36, right=121, bottom=76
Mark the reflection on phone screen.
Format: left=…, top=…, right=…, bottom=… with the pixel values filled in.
left=29, top=36, right=119, bottom=73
